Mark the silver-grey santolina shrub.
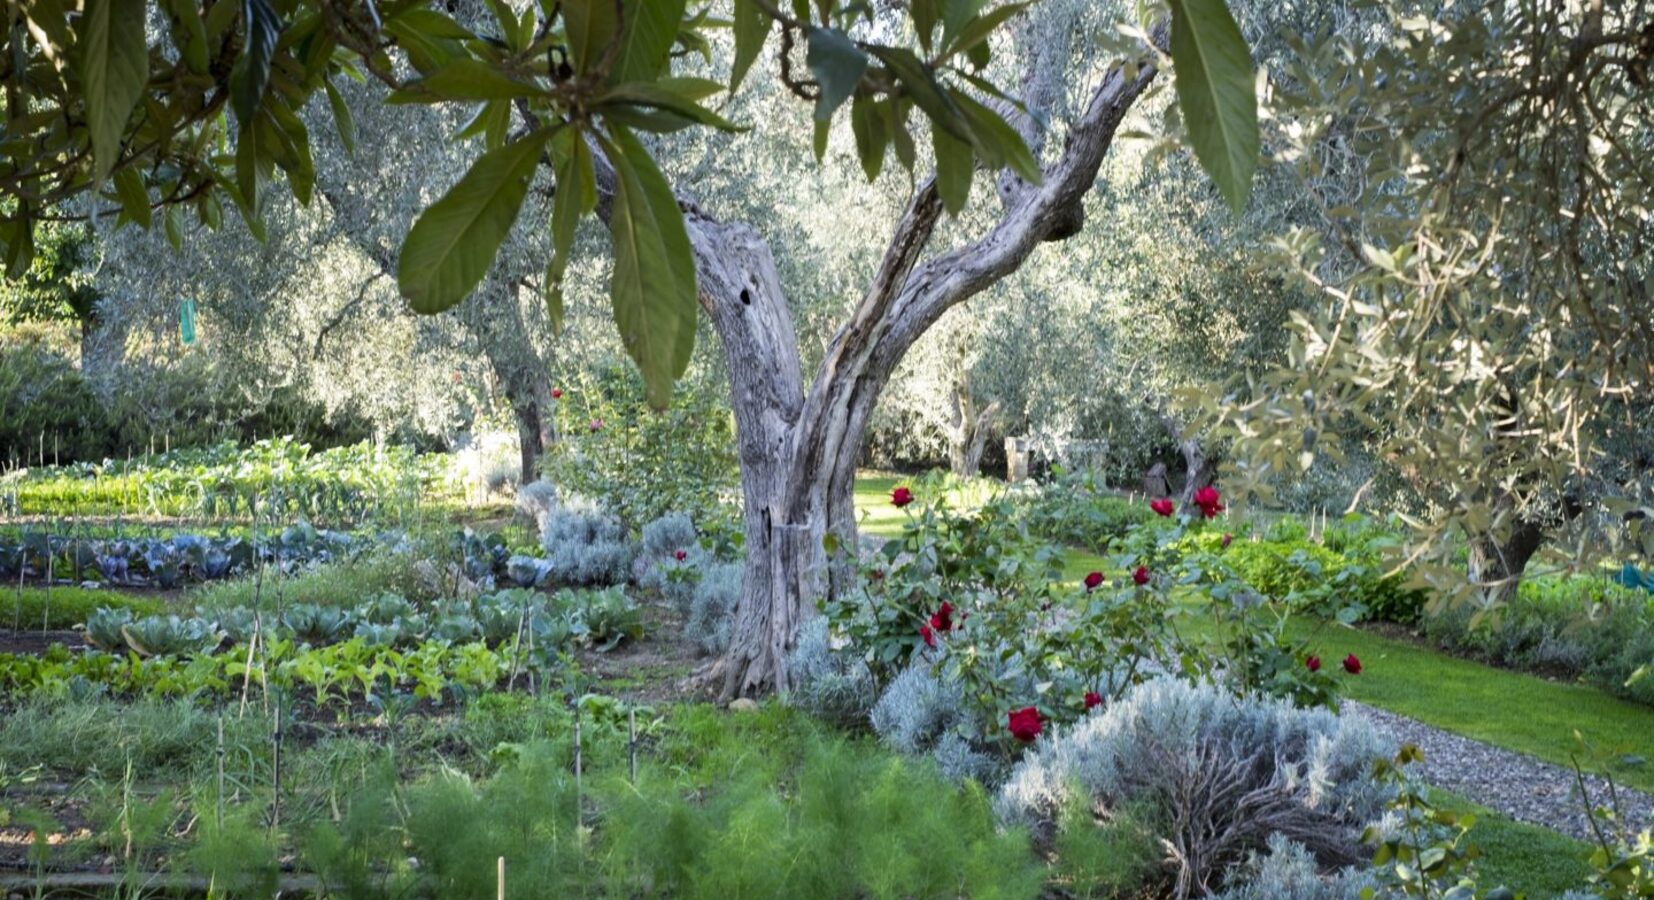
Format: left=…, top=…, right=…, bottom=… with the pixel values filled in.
left=684, top=561, right=742, bottom=655
left=784, top=617, right=877, bottom=728
left=1212, top=833, right=1379, bottom=900
left=996, top=678, right=1392, bottom=898
left=538, top=498, right=636, bottom=587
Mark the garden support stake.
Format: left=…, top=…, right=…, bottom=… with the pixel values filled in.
left=628, top=709, right=638, bottom=784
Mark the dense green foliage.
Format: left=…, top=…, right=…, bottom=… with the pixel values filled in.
left=1, top=586, right=161, bottom=631
left=3, top=437, right=453, bottom=523
left=0, top=344, right=379, bottom=469
left=545, top=369, right=739, bottom=533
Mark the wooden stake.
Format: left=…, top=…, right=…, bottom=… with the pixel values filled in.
left=216, top=711, right=226, bottom=830
left=497, top=856, right=505, bottom=900
left=573, top=708, right=583, bottom=804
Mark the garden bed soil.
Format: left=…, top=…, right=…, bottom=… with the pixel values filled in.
left=0, top=630, right=82, bottom=656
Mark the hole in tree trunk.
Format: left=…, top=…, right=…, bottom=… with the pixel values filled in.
left=739, top=288, right=751, bottom=305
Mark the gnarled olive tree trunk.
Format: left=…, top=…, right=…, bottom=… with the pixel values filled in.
left=590, top=31, right=1163, bottom=697
left=945, top=379, right=1001, bottom=477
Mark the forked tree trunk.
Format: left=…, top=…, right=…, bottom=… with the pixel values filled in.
left=1465, top=490, right=1573, bottom=607
left=1159, top=408, right=1218, bottom=514
left=945, top=380, right=1001, bottom=477
left=595, top=31, right=1164, bottom=698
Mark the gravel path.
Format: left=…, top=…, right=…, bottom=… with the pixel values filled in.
left=1346, top=701, right=1654, bottom=842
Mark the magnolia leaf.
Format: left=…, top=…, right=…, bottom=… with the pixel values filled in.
left=564, top=0, right=619, bottom=75
left=159, top=0, right=211, bottom=74
left=614, top=0, right=687, bottom=84
left=389, top=58, right=544, bottom=103
left=79, top=0, right=149, bottom=184
left=933, top=126, right=973, bottom=215
left=324, top=77, right=356, bottom=154
left=546, top=128, right=597, bottom=332
left=112, top=168, right=151, bottom=229
left=1168, top=0, right=1258, bottom=213
left=399, top=131, right=552, bottom=314
left=598, top=127, right=698, bottom=408
left=806, top=28, right=869, bottom=122
left=940, top=0, right=988, bottom=45
left=945, top=1, right=1024, bottom=60
left=231, top=0, right=282, bottom=125
left=730, top=0, right=771, bottom=92
left=850, top=95, right=888, bottom=181
left=595, top=83, right=743, bottom=131
left=951, top=89, right=1041, bottom=184
left=865, top=46, right=971, bottom=142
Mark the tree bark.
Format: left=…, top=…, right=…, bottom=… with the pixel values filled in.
left=591, top=33, right=1165, bottom=698
left=946, top=380, right=1000, bottom=477
left=1158, top=408, right=1218, bottom=513
left=1466, top=490, right=1580, bottom=606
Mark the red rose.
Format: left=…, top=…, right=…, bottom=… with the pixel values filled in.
left=928, top=601, right=955, bottom=633
left=920, top=624, right=936, bottom=649
left=1007, top=706, right=1043, bottom=743
left=1193, top=486, right=1225, bottom=519
left=589, top=419, right=603, bottom=432
left=551, top=388, right=563, bottom=399
left=1084, top=571, right=1104, bottom=591
left=1132, top=565, right=1149, bottom=586
left=673, top=549, right=688, bottom=562
left=891, top=486, right=914, bottom=508
left=1150, top=497, right=1175, bottom=517
left=1343, top=654, right=1362, bottom=675
left=1083, top=691, right=1102, bottom=711
left=1306, top=655, right=1321, bottom=672
left=1221, top=532, right=1233, bottom=549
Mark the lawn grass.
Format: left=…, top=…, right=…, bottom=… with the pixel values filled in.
left=852, top=472, right=1654, bottom=794
left=1431, top=789, right=1596, bottom=898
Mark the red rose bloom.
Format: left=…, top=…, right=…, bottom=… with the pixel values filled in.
left=1221, top=532, right=1233, bottom=549
left=589, top=419, right=603, bottom=432
left=1084, top=571, right=1104, bottom=591
left=1306, top=655, right=1321, bottom=672
left=1132, top=565, right=1150, bottom=586
left=928, top=601, right=955, bottom=633
left=1343, top=654, right=1362, bottom=675
left=673, top=549, right=688, bottom=562
left=1084, top=691, right=1102, bottom=711
left=1150, top=497, right=1175, bottom=517
left=891, top=486, right=914, bottom=508
left=1193, top=486, right=1225, bottom=519
left=551, top=388, right=563, bottom=399
left=1007, top=706, right=1043, bottom=743
left=920, top=624, right=936, bottom=649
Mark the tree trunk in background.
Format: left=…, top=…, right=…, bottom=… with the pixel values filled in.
left=594, top=31, right=1164, bottom=698
left=470, top=280, right=559, bottom=485
left=1158, top=409, right=1217, bottom=513
left=945, top=382, right=1000, bottom=477
left=1465, top=489, right=1577, bottom=606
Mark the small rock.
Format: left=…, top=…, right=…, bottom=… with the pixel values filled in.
left=728, top=698, right=759, bottom=713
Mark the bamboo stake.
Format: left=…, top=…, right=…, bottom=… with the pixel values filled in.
left=497, top=856, right=505, bottom=900
left=628, top=708, right=638, bottom=784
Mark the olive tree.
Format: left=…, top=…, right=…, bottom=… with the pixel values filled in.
left=0, top=0, right=1261, bottom=696
left=1206, top=0, right=1654, bottom=606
